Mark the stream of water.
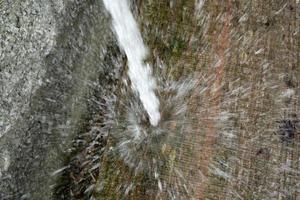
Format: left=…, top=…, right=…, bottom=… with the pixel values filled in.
left=103, top=0, right=161, bottom=127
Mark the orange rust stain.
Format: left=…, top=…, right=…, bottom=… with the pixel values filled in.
left=196, top=0, right=232, bottom=199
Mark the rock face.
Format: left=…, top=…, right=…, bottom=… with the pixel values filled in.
left=1, top=0, right=300, bottom=200
left=0, top=0, right=119, bottom=199
left=135, top=1, right=300, bottom=199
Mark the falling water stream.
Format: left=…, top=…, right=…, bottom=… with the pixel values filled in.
left=100, top=1, right=196, bottom=198
left=103, top=0, right=161, bottom=127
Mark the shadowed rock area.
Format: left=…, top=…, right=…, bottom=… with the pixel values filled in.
left=0, top=0, right=121, bottom=199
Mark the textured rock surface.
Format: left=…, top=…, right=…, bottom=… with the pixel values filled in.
left=1, top=0, right=300, bottom=199
left=136, top=1, right=300, bottom=199
left=0, top=0, right=119, bottom=199
left=95, top=1, right=300, bottom=199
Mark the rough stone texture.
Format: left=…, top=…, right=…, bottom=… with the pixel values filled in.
left=1, top=0, right=300, bottom=200
left=0, top=0, right=119, bottom=199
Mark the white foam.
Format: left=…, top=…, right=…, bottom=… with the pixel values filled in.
left=103, top=0, right=160, bottom=126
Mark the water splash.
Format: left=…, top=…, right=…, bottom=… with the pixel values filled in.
left=103, top=0, right=160, bottom=126
left=95, top=69, right=199, bottom=198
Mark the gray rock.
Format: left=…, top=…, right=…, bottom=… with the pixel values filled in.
left=0, top=0, right=119, bottom=199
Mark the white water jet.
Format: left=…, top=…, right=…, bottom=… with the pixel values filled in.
left=103, top=0, right=161, bottom=126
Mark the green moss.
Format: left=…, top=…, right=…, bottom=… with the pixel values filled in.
left=93, top=146, right=159, bottom=199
